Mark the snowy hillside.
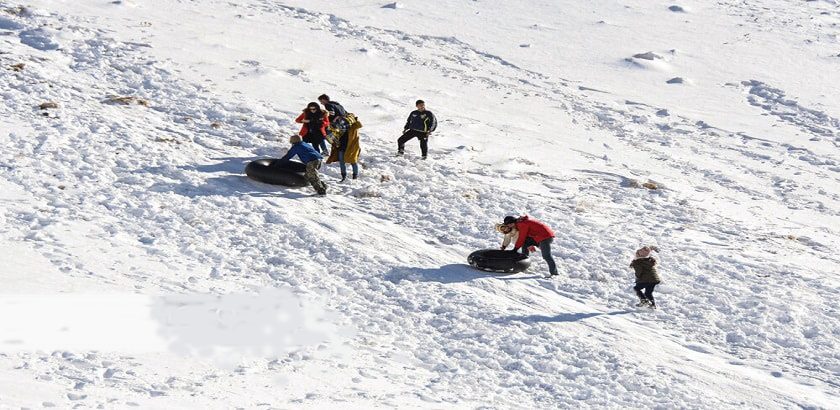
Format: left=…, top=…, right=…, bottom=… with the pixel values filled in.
left=1, top=0, right=839, bottom=408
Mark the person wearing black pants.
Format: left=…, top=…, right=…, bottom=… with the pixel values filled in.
left=520, top=237, right=557, bottom=278
left=504, top=215, right=558, bottom=278
left=397, top=99, right=437, bottom=159
left=630, top=246, right=662, bottom=308
left=633, top=283, right=657, bottom=307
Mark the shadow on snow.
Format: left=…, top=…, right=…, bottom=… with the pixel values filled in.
left=144, top=157, right=310, bottom=199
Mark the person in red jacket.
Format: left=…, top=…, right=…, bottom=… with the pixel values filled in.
left=503, top=215, right=558, bottom=277
left=295, top=102, right=330, bottom=154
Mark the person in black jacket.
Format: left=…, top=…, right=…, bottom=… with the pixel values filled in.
left=630, top=246, right=662, bottom=309
left=318, top=94, right=347, bottom=123
left=397, top=100, right=437, bottom=159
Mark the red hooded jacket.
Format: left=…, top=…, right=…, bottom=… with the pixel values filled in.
left=295, top=112, right=330, bottom=137
left=514, top=216, right=555, bottom=248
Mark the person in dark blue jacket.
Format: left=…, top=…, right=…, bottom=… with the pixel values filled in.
left=397, top=100, right=437, bottom=159
left=279, top=135, right=328, bottom=195
left=318, top=94, right=347, bottom=123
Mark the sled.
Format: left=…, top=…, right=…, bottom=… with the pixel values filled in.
left=245, top=159, right=308, bottom=187
left=467, top=249, right=531, bottom=274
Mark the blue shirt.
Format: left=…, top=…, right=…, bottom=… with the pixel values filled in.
left=280, top=142, right=323, bottom=163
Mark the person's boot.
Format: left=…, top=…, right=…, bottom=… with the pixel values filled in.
left=634, top=290, right=648, bottom=307
left=352, top=173, right=358, bottom=180
left=647, top=300, right=657, bottom=309
left=339, top=172, right=347, bottom=182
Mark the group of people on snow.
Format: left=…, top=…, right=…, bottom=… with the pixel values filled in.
left=277, top=96, right=660, bottom=308
left=280, top=97, right=436, bottom=196
left=496, top=216, right=661, bottom=309
left=280, top=94, right=362, bottom=195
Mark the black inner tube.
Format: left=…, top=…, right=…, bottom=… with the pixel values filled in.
left=472, top=249, right=528, bottom=260
left=468, top=249, right=531, bottom=273
left=245, top=159, right=308, bottom=187
left=268, top=159, right=307, bottom=173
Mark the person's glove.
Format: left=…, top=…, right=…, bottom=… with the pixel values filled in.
left=500, top=246, right=507, bottom=250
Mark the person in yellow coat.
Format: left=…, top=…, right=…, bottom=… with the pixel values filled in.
left=326, top=113, right=362, bottom=181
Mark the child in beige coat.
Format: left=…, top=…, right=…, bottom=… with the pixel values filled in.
left=495, top=223, right=520, bottom=250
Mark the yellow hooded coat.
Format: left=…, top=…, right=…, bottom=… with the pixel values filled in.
left=327, top=113, right=362, bottom=165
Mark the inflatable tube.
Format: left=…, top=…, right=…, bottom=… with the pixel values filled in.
left=245, top=159, right=308, bottom=187
left=467, top=249, right=531, bottom=274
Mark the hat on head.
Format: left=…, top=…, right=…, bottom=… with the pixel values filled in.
left=495, top=223, right=512, bottom=233
left=635, top=246, right=652, bottom=259
left=503, top=216, right=517, bottom=225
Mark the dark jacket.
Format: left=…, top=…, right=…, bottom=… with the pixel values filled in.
left=324, top=101, right=347, bottom=121
left=630, top=257, right=661, bottom=284
left=280, top=142, right=323, bottom=164
left=404, top=110, right=437, bottom=133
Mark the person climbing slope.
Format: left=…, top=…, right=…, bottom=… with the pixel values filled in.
left=326, top=112, right=362, bottom=182
left=503, top=215, right=558, bottom=277
left=397, top=99, right=437, bottom=159
left=279, top=135, right=328, bottom=195
left=295, top=102, right=330, bottom=155
left=630, top=246, right=661, bottom=309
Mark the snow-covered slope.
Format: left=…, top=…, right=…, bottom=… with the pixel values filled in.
left=1, top=0, right=838, bottom=408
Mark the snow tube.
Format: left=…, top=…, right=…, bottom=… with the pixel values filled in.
left=467, top=249, right=531, bottom=273
left=245, top=159, right=308, bottom=187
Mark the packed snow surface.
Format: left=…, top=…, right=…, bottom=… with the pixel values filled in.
left=1, top=0, right=839, bottom=408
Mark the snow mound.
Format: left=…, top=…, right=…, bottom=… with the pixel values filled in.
left=381, top=2, right=403, bottom=9
left=624, top=51, right=673, bottom=71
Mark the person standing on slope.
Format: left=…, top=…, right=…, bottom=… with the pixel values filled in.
left=397, top=99, right=437, bottom=159
left=630, top=246, right=661, bottom=309
left=503, top=215, right=558, bottom=277
left=295, top=102, right=330, bottom=155
left=279, top=135, right=328, bottom=195
left=326, top=112, right=363, bottom=182
left=318, top=94, right=347, bottom=123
